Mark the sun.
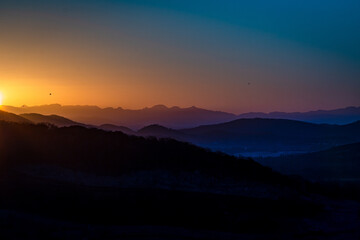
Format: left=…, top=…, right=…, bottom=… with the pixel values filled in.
left=0, top=93, right=3, bottom=106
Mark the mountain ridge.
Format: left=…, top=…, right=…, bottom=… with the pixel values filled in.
left=1, top=104, right=236, bottom=129
left=141, top=118, right=360, bottom=156
left=0, top=110, right=32, bottom=124
left=237, top=106, right=360, bottom=124
left=19, top=113, right=85, bottom=127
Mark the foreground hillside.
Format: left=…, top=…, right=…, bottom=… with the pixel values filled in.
left=0, top=121, right=360, bottom=239
left=0, top=121, right=279, bottom=182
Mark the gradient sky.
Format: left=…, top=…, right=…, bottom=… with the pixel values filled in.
left=0, top=0, right=359, bottom=113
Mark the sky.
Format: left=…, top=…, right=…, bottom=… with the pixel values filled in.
left=0, top=0, right=359, bottom=113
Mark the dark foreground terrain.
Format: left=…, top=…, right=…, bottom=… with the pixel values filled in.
left=257, top=143, right=360, bottom=186
left=0, top=121, right=359, bottom=239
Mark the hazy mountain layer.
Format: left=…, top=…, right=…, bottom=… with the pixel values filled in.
left=0, top=110, right=32, bottom=124
left=2, top=104, right=236, bottom=129
left=238, top=106, right=360, bottom=124
left=140, top=119, right=360, bottom=155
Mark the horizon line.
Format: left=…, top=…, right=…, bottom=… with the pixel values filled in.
left=2, top=103, right=359, bottom=116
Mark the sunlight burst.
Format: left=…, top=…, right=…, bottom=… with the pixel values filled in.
left=0, top=93, right=3, bottom=105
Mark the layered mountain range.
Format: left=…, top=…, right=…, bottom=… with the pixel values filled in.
left=2, top=104, right=360, bottom=129
left=1, top=108, right=360, bottom=238
left=1, top=108, right=360, bottom=157
left=1, top=117, right=360, bottom=239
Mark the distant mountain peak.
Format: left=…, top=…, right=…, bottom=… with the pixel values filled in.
left=99, top=124, right=135, bottom=135
left=150, top=104, right=168, bottom=110
left=140, top=124, right=170, bottom=131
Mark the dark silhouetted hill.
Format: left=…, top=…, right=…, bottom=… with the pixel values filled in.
left=257, top=142, right=360, bottom=183
left=138, top=124, right=189, bottom=140
left=0, top=120, right=282, bottom=184
left=99, top=124, right=136, bottom=135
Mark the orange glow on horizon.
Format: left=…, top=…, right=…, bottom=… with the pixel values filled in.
left=0, top=1, right=359, bottom=114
